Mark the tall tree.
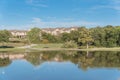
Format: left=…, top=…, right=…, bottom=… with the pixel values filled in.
left=77, top=27, right=93, bottom=48
left=27, top=27, right=42, bottom=44
left=0, top=30, right=11, bottom=45
left=90, top=27, right=106, bottom=47
left=116, top=26, right=120, bottom=46
left=104, top=25, right=117, bottom=47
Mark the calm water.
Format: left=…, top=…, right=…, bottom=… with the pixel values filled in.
left=0, top=51, right=120, bottom=80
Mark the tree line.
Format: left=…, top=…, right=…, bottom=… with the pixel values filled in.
left=0, top=25, right=120, bottom=48
left=61, top=25, right=120, bottom=48
left=27, top=25, right=120, bottom=48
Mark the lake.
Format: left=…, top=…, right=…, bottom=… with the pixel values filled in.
left=0, top=51, right=120, bottom=80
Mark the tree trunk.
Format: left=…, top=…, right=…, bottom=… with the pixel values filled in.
left=86, top=43, right=89, bottom=49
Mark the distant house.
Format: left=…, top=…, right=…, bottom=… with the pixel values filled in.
left=9, top=27, right=78, bottom=38
left=42, top=27, right=78, bottom=35
left=10, top=30, right=28, bottom=38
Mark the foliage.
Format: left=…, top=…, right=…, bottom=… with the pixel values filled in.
left=0, top=30, right=11, bottom=43
left=60, top=25, right=120, bottom=48
left=116, top=26, right=120, bottom=46
left=27, top=27, right=42, bottom=44
left=61, top=27, right=93, bottom=48
left=62, top=40, right=78, bottom=48
left=77, top=27, right=93, bottom=48
left=42, top=32, right=57, bottom=43
left=61, top=32, right=72, bottom=42
left=0, top=58, right=11, bottom=67
left=104, top=25, right=117, bottom=47
left=90, top=25, right=120, bottom=47
left=13, top=25, right=120, bottom=48
left=41, top=39, right=49, bottom=44
left=90, top=27, right=106, bottom=47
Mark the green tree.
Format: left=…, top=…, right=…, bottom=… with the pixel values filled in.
left=104, top=25, right=117, bottom=47
left=78, top=27, right=93, bottom=48
left=0, top=30, right=11, bottom=45
left=27, top=27, right=42, bottom=44
left=42, top=32, right=57, bottom=43
left=90, top=27, right=106, bottom=47
left=116, top=26, right=120, bottom=46
left=70, top=30, right=80, bottom=43
left=61, top=32, right=71, bottom=42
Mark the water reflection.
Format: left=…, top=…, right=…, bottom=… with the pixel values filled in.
left=0, top=51, right=120, bottom=69
left=0, top=51, right=120, bottom=80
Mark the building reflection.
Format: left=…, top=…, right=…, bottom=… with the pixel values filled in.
left=0, top=51, right=120, bottom=70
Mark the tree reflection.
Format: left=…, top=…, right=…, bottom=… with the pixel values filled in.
left=25, top=53, right=44, bottom=66
left=24, top=51, right=120, bottom=70
left=0, top=57, right=11, bottom=67
left=0, top=51, right=120, bottom=70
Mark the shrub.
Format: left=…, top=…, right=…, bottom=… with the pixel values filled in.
left=42, top=39, right=49, bottom=44
left=0, top=46, right=14, bottom=48
left=62, top=41, right=78, bottom=48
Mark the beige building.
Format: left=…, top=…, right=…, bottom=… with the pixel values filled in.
left=42, top=27, right=78, bottom=35
left=10, top=30, right=28, bottom=38
left=9, top=27, right=78, bottom=38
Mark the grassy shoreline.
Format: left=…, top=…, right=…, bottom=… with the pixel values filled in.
left=0, top=48, right=26, bottom=52
left=29, top=47, right=120, bottom=51
left=0, top=43, right=120, bottom=52
left=0, top=47, right=120, bottom=52
left=31, top=44, right=120, bottom=51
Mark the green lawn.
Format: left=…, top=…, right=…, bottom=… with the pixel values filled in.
left=0, top=48, right=26, bottom=52
left=0, top=42, right=27, bottom=52
left=31, top=44, right=120, bottom=51
left=32, top=43, right=63, bottom=48
left=0, top=43, right=120, bottom=52
left=0, top=43, right=27, bottom=47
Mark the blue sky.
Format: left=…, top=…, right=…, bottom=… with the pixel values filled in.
left=0, top=0, right=120, bottom=29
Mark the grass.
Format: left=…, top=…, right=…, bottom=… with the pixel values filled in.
left=0, top=43, right=120, bottom=52
left=0, top=43, right=27, bottom=47
left=29, top=48, right=120, bottom=51
left=32, top=43, right=63, bottom=48
left=0, top=48, right=26, bottom=52
left=31, top=44, right=120, bottom=51
left=0, top=42, right=28, bottom=52
left=85, top=47, right=120, bottom=51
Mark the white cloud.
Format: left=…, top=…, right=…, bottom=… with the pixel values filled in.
left=26, top=0, right=33, bottom=4
left=112, top=0, right=120, bottom=4
left=26, top=0, right=48, bottom=8
left=90, top=0, right=120, bottom=13
left=47, top=16, right=56, bottom=19
left=107, top=0, right=120, bottom=12
left=32, top=17, right=42, bottom=23
left=31, top=17, right=98, bottom=28
left=0, top=18, right=99, bottom=30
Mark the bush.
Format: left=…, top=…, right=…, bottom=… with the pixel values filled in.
left=0, top=46, right=14, bottom=48
left=41, top=39, right=49, bottom=44
left=62, top=41, right=78, bottom=48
